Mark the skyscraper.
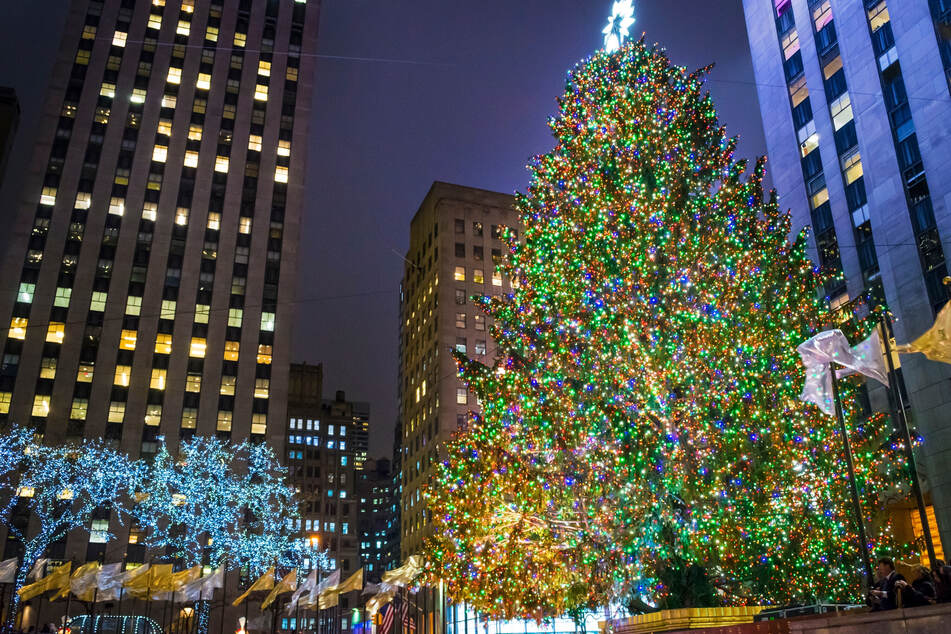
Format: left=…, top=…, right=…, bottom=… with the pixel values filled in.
left=742, top=0, right=950, bottom=555
left=397, top=181, right=517, bottom=560
left=0, top=0, right=319, bottom=461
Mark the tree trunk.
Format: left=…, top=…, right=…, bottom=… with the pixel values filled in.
left=195, top=600, right=212, bottom=634
left=5, top=554, right=37, bottom=631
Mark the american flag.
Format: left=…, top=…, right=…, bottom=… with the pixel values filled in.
left=379, top=602, right=415, bottom=634
left=380, top=605, right=394, bottom=634
left=401, top=602, right=416, bottom=631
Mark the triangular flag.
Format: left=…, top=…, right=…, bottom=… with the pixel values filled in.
left=261, top=570, right=297, bottom=610
left=233, top=567, right=275, bottom=606
left=896, top=302, right=951, bottom=364
left=0, top=558, right=18, bottom=584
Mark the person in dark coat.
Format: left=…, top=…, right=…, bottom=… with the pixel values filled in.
left=895, top=565, right=936, bottom=607
left=932, top=559, right=951, bottom=603
left=870, top=557, right=905, bottom=610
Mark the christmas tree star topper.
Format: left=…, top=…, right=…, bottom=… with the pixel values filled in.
left=602, top=0, right=636, bottom=52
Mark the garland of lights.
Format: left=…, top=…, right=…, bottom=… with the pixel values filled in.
left=423, top=40, right=917, bottom=619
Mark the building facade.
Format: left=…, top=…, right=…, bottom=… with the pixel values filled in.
left=397, top=181, right=518, bottom=560
left=742, top=0, right=951, bottom=554
left=357, top=457, right=398, bottom=582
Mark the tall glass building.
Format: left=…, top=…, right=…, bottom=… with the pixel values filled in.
left=742, top=0, right=950, bottom=558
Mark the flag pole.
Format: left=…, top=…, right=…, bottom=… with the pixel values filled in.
left=879, top=312, right=938, bottom=566
left=829, top=362, right=874, bottom=588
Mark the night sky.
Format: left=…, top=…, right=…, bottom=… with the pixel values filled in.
left=0, top=1, right=767, bottom=458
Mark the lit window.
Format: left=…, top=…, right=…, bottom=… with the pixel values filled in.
left=239, top=217, right=252, bottom=234
left=53, top=287, right=72, bottom=308
left=842, top=151, right=863, bottom=185
left=88, top=291, right=106, bottom=312
left=40, top=357, right=57, bottom=379
left=248, top=135, right=263, bottom=151
left=184, top=151, right=199, bottom=168
left=258, top=60, right=271, bottom=76
left=286, top=67, right=299, bottom=81
left=492, top=271, right=502, bottom=286
left=17, top=486, right=35, bottom=498
left=0, top=393, right=11, bottom=415
left=195, top=304, right=210, bottom=324
left=455, top=313, right=466, bottom=329
left=207, top=212, right=221, bottom=230
left=257, top=344, right=272, bottom=364
left=781, top=29, right=799, bottom=61
left=456, top=388, right=467, bottom=405
left=234, top=32, right=246, bottom=47
left=196, top=73, right=211, bottom=90
left=82, top=25, right=97, bottom=39
left=788, top=75, right=808, bottom=107
left=109, top=197, right=125, bottom=215
left=148, top=14, right=162, bottom=30
left=278, top=140, right=291, bottom=157
left=77, top=364, right=94, bottom=383
left=74, top=192, right=92, bottom=209
left=475, top=340, right=487, bottom=355
left=188, top=124, right=203, bottom=141
left=220, top=376, right=236, bottom=395
left=76, top=50, right=91, bottom=65
left=154, top=333, right=172, bottom=354
left=454, top=266, right=465, bottom=281
left=261, top=312, right=276, bottom=331
left=152, top=145, right=168, bottom=162
left=811, top=186, right=830, bottom=210
left=224, top=340, right=240, bottom=361
left=189, top=337, right=206, bottom=358
left=114, top=365, right=131, bottom=387
left=40, top=187, right=57, bottom=206
left=254, top=378, right=270, bottom=399
left=176, top=20, right=190, bottom=36
left=473, top=269, right=484, bottom=284
left=867, top=1, right=889, bottom=32
left=181, top=408, right=198, bottom=429
left=119, top=329, right=137, bottom=350
left=131, top=89, right=147, bottom=104
left=214, top=156, right=229, bottom=173
left=830, top=94, right=853, bottom=131
left=89, top=518, right=109, bottom=543
left=71, top=398, right=88, bottom=421
left=143, top=403, right=162, bottom=427
left=167, top=67, right=182, bottom=84
left=112, top=31, right=127, bottom=47
left=150, top=368, right=167, bottom=390
left=18, top=283, right=36, bottom=304
left=186, top=374, right=202, bottom=392
left=813, top=0, right=832, bottom=30
left=175, top=207, right=189, bottom=225
left=205, top=26, right=219, bottom=42
left=46, top=323, right=65, bottom=343
left=32, top=395, right=51, bottom=417
left=823, top=55, right=843, bottom=81
left=254, top=84, right=268, bottom=101
left=474, top=315, right=486, bottom=331
left=125, top=296, right=142, bottom=316
left=181, top=0, right=194, bottom=12
left=161, top=300, right=176, bottom=320
left=217, top=411, right=233, bottom=432
left=251, top=414, right=267, bottom=435
left=275, top=166, right=289, bottom=183
left=161, top=94, right=177, bottom=108
left=100, top=83, right=116, bottom=98
left=799, top=132, right=819, bottom=158
left=228, top=308, right=243, bottom=327
left=108, top=401, right=125, bottom=423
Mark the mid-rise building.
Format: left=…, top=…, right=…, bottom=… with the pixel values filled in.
left=0, top=86, right=20, bottom=185
left=397, top=181, right=518, bottom=559
left=357, top=457, right=398, bottom=582
left=742, top=0, right=950, bottom=556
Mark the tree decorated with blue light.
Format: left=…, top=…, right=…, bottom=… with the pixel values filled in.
left=1, top=435, right=143, bottom=628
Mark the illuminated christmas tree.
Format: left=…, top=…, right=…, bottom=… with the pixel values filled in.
left=425, top=38, right=902, bottom=618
